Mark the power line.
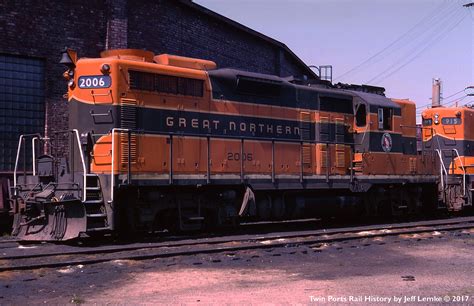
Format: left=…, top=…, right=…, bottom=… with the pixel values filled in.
left=444, top=94, right=469, bottom=107
left=367, top=8, right=466, bottom=84
left=415, top=88, right=467, bottom=109
left=416, top=94, right=469, bottom=113
left=334, top=1, right=456, bottom=82
left=367, top=10, right=468, bottom=84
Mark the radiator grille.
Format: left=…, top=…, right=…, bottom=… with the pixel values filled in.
left=300, top=112, right=311, bottom=141
left=120, top=98, right=137, bottom=166
left=320, top=145, right=328, bottom=168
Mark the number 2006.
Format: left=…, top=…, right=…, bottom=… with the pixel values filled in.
left=227, top=152, right=253, bottom=161
left=78, top=75, right=111, bottom=88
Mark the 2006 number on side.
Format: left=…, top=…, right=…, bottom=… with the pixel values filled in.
left=78, top=75, right=111, bottom=88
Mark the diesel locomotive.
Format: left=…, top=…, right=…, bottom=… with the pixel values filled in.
left=8, top=49, right=470, bottom=240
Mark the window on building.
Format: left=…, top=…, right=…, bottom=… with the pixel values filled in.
left=129, top=70, right=204, bottom=97
left=0, top=54, right=45, bottom=172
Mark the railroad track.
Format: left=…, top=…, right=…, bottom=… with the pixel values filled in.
left=0, top=216, right=473, bottom=272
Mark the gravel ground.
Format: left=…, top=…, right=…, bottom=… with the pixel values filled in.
left=0, top=229, right=473, bottom=305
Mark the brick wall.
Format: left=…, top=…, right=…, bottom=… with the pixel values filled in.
left=0, top=0, right=312, bottom=172
left=106, top=0, right=128, bottom=49
left=0, top=0, right=107, bottom=140
left=128, top=0, right=308, bottom=77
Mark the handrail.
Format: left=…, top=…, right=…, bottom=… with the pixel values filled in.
left=110, top=127, right=360, bottom=147
left=32, top=137, right=38, bottom=176
left=108, top=128, right=361, bottom=202
left=14, top=131, right=87, bottom=201
left=13, top=133, right=42, bottom=194
left=90, top=89, right=113, bottom=104
left=13, top=135, right=24, bottom=192
left=72, top=129, right=88, bottom=202
left=450, top=148, right=466, bottom=196
left=110, top=128, right=129, bottom=202
left=51, top=130, right=87, bottom=201
left=435, top=149, right=448, bottom=190
left=90, top=110, right=112, bottom=117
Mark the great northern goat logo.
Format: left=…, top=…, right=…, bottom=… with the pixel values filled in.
left=381, top=133, right=393, bottom=152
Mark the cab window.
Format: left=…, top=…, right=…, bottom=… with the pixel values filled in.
left=378, top=107, right=392, bottom=130
left=355, top=104, right=367, bottom=127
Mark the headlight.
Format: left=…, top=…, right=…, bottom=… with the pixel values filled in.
left=434, top=113, right=439, bottom=124
left=68, top=79, right=75, bottom=88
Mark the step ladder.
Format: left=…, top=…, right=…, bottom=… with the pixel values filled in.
left=178, top=198, right=204, bottom=231
left=352, top=154, right=363, bottom=174
left=435, top=149, right=471, bottom=211
left=84, top=174, right=109, bottom=232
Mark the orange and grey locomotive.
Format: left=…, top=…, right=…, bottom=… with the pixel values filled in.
left=10, top=49, right=448, bottom=240
left=421, top=105, right=474, bottom=211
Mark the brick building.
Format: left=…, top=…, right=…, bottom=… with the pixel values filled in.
left=0, top=0, right=315, bottom=174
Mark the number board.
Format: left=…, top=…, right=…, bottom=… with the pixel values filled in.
left=441, top=117, right=461, bottom=125
left=78, top=75, right=111, bottom=89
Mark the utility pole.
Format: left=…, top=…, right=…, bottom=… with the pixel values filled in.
left=464, top=2, right=473, bottom=97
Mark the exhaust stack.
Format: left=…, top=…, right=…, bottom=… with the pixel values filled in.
left=432, top=78, right=442, bottom=108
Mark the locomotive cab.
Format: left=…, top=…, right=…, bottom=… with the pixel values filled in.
left=421, top=106, right=474, bottom=210
left=351, top=93, right=420, bottom=175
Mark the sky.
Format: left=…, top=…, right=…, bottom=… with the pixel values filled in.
left=194, top=0, right=473, bottom=117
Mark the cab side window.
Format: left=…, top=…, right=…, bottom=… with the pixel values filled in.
left=355, top=104, right=367, bottom=127
left=378, top=107, right=392, bottom=130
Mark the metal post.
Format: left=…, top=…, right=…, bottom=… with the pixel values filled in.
left=349, top=148, right=353, bottom=183
left=300, top=141, right=303, bottom=183
left=23, top=137, right=26, bottom=185
left=451, top=149, right=454, bottom=175
left=127, top=130, right=132, bottom=184
left=206, top=136, right=210, bottom=184
left=31, top=137, right=37, bottom=176
left=14, top=135, right=24, bottom=190
left=240, top=138, right=244, bottom=183
left=169, top=134, right=173, bottom=184
left=71, top=131, right=74, bottom=181
left=326, top=143, right=330, bottom=183
left=72, top=129, right=87, bottom=202
left=271, top=139, right=275, bottom=183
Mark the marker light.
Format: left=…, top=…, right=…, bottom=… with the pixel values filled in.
left=101, top=64, right=111, bottom=74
